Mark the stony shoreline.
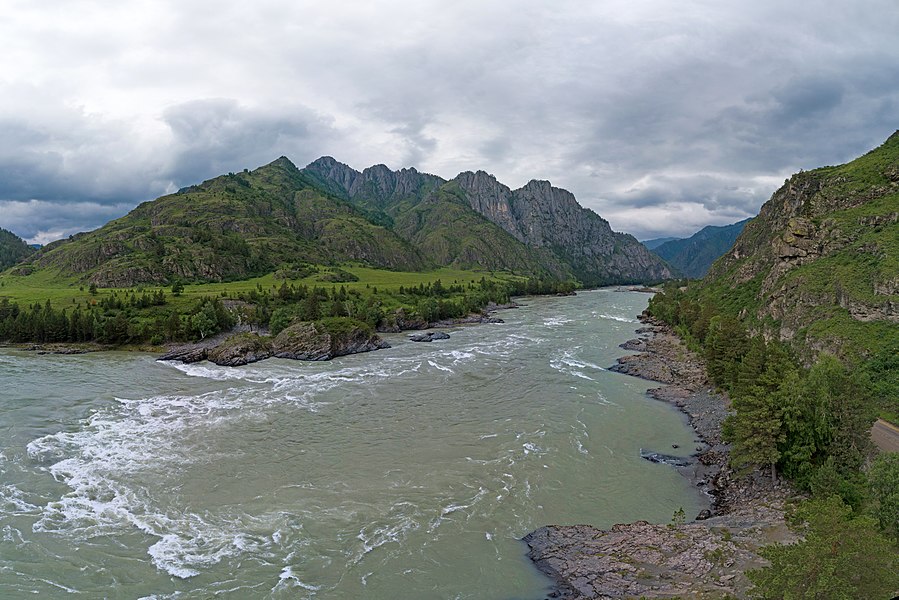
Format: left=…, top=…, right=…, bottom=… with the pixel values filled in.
left=524, top=312, right=796, bottom=599
left=156, top=302, right=515, bottom=366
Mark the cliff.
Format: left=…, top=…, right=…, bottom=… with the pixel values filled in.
left=702, top=130, right=899, bottom=357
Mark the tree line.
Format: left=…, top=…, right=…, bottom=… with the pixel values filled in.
left=0, top=276, right=578, bottom=347
left=647, top=285, right=898, bottom=598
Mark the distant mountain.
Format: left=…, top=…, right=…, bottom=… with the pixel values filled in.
left=25, top=158, right=429, bottom=287
left=0, top=228, right=35, bottom=271
left=304, top=159, right=672, bottom=286
left=701, top=131, right=899, bottom=357
left=19, top=155, right=673, bottom=287
left=641, top=237, right=679, bottom=250
left=651, top=219, right=751, bottom=279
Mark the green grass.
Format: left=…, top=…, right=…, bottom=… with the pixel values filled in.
left=0, top=264, right=517, bottom=311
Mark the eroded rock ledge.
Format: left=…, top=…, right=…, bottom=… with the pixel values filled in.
left=525, top=313, right=795, bottom=599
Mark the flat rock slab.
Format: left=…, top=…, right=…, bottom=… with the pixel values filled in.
left=408, top=331, right=451, bottom=342
left=524, top=521, right=766, bottom=599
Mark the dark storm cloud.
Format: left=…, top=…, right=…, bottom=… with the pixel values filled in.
left=161, top=99, right=337, bottom=186
left=0, top=199, right=136, bottom=245
left=1, top=0, right=897, bottom=242
left=0, top=99, right=338, bottom=242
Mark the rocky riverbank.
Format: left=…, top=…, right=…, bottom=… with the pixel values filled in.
left=525, top=313, right=796, bottom=599
left=158, top=303, right=515, bottom=366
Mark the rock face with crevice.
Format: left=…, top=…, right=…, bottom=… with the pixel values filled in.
left=452, top=172, right=673, bottom=286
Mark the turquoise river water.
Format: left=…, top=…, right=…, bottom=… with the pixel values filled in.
left=0, top=289, right=706, bottom=599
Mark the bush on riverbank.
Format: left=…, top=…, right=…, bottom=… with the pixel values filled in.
left=647, top=286, right=898, bottom=570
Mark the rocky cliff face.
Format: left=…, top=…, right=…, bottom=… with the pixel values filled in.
left=452, top=172, right=673, bottom=285
left=307, top=159, right=673, bottom=286
left=703, top=131, right=899, bottom=357
left=303, top=157, right=443, bottom=211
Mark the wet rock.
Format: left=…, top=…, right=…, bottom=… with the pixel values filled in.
left=640, top=449, right=692, bottom=468
left=274, top=321, right=390, bottom=361
left=207, top=332, right=273, bottom=366
left=158, top=346, right=208, bottom=363
left=408, top=331, right=451, bottom=342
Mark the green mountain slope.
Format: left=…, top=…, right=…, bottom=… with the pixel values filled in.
left=24, top=158, right=428, bottom=286
left=303, top=157, right=572, bottom=278
left=0, top=228, right=35, bottom=271
left=701, top=131, right=899, bottom=358
left=303, top=159, right=672, bottom=285
left=652, top=218, right=751, bottom=278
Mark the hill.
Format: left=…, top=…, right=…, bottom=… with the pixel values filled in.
left=0, top=228, right=35, bottom=271
left=701, top=131, right=899, bottom=358
left=17, top=155, right=672, bottom=288
left=21, top=158, right=429, bottom=287
left=652, top=219, right=751, bottom=279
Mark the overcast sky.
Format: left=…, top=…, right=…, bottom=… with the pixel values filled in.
left=1, top=0, right=897, bottom=244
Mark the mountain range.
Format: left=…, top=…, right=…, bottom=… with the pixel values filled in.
left=651, top=219, right=751, bottom=279
left=13, top=157, right=672, bottom=287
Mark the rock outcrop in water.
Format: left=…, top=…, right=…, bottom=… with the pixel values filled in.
left=207, top=333, right=274, bottom=366
left=273, top=321, right=389, bottom=361
left=159, top=318, right=389, bottom=365
left=408, top=331, right=450, bottom=342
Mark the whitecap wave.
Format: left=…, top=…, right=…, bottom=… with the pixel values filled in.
left=595, top=313, right=636, bottom=323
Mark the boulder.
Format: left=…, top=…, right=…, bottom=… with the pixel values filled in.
left=207, top=332, right=273, bottom=366
left=408, top=331, right=451, bottom=342
left=274, top=319, right=390, bottom=360
left=640, top=449, right=692, bottom=468
left=158, top=346, right=208, bottom=363
left=273, top=322, right=334, bottom=361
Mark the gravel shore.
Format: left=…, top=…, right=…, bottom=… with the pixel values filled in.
left=525, top=312, right=796, bottom=599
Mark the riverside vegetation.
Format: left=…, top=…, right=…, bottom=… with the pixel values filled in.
left=643, top=131, right=899, bottom=599
left=0, top=266, right=573, bottom=350
left=0, top=152, right=662, bottom=354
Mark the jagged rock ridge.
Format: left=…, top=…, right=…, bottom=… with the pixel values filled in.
left=304, top=159, right=673, bottom=286
left=18, top=154, right=673, bottom=287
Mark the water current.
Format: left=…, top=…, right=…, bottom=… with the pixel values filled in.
left=0, top=289, right=706, bottom=598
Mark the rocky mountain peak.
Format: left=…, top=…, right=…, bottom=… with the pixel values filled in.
left=270, top=156, right=299, bottom=170
left=303, top=156, right=360, bottom=196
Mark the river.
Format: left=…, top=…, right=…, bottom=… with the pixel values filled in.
left=0, top=289, right=706, bottom=599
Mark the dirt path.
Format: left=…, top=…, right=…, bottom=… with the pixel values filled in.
left=872, top=419, right=899, bottom=453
